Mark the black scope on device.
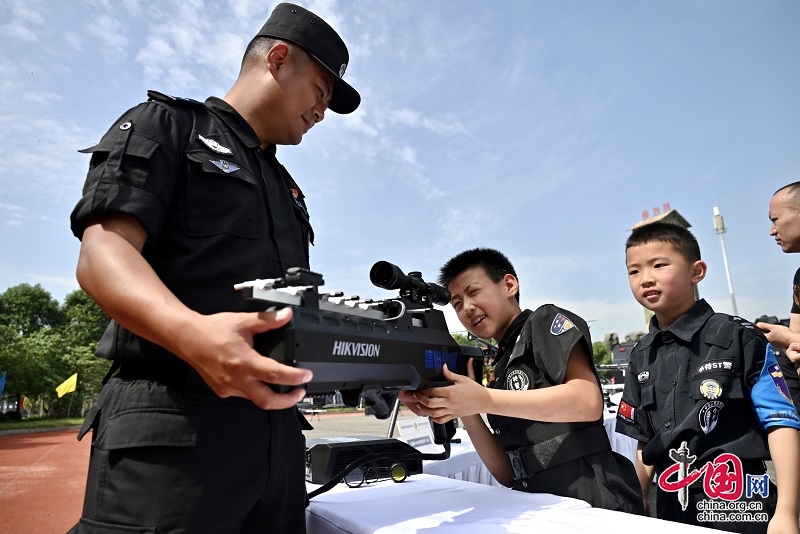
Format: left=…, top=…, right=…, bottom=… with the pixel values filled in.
left=369, top=261, right=450, bottom=307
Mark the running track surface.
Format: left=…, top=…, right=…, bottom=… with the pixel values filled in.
left=0, top=429, right=88, bottom=534
left=0, top=410, right=395, bottom=533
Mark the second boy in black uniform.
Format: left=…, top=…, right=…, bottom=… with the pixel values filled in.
left=617, top=222, right=800, bottom=533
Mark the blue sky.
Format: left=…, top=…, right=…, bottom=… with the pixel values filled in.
left=1, top=0, right=799, bottom=341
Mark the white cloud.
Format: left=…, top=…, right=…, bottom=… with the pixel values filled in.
left=382, top=108, right=465, bottom=135
left=23, top=90, right=61, bottom=105
left=396, top=145, right=417, bottom=165
left=434, top=207, right=490, bottom=249
left=63, top=32, right=83, bottom=52
left=0, top=0, right=46, bottom=43
left=339, top=108, right=379, bottom=137
left=1, top=202, right=26, bottom=227
left=0, top=203, right=26, bottom=214
left=120, top=0, right=142, bottom=16
left=87, top=13, right=129, bottom=62
left=0, top=115, right=90, bottom=197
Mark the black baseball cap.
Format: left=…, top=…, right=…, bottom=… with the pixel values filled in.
left=253, top=3, right=360, bottom=114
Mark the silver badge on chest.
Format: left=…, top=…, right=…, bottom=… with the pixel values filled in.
left=210, top=160, right=240, bottom=173
left=198, top=133, right=233, bottom=155
left=699, top=400, right=724, bottom=434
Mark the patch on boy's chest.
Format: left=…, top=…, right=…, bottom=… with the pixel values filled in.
left=506, top=368, right=531, bottom=391
left=699, top=378, right=723, bottom=400
left=694, top=358, right=736, bottom=377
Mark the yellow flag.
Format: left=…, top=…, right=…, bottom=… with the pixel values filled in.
left=55, top=373, right=78, bottom=398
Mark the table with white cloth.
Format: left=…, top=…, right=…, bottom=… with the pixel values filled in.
left=306, top=473, right=716, bottom=534
left=419, top=417, right=638, bottom=487
left=421, top=428, right=501, bottom=486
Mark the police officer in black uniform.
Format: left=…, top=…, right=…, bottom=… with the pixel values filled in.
left=68, top=4, right=360, bottom=533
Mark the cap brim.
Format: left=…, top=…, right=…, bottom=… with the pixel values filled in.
left=329, top=78, right=360, bottom=115
left=308, top=51, right=360, bottom=114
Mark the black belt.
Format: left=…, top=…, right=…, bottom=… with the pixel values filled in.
left=506, top=424, right=611, bottom=480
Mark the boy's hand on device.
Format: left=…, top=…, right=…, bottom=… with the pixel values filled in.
left=405, top=363, right=489, bottom=424
left=397, top=390, right=427, bottom=417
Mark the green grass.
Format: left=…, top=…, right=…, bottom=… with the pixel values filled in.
left=0, top=417, right=83, bottom=431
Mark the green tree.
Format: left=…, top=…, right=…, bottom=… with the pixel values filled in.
left=0, top=284, right=64, bottom=336
left=21, top=329, right=72, bottom=412
left=0, top=285, right=111, bottom=418
left=451, top=332, right=496, bottom=383
left=592, top=341, right=612, bottom=365
left=59, top=289, right=112, bottom=399
left=62, top=289, right=110, bottom=346
left=0, top=285, right=66, bottom=417
left=451, top=332, right=474, bottom=346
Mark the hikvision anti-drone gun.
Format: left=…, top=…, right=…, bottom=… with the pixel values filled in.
left=234, top=261, right=484, bottom=404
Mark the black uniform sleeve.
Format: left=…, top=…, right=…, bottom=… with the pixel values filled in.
left=792, top=267, right=800, bottom=314
left=615, top=342, right=654, bottom=443
left=522, top=304, right=593, bottom=386
left=70, top=101, right=186, bottom=241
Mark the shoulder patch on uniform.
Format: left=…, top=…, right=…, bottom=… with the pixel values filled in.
left=637, top=369, right=650, bottom=383
left=617, top=400, right=635, bottom=425
left=730, top=315, right=757, bottom=330
left=550, top=313, right=575, bottom=335
left=768, top=362, right=793, bottom=403
left=147, top=90, right=205, bottom=107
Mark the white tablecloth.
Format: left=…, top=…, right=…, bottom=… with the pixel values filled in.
left=421, top=428, right=501, bottom=486
left=420, top=417, right=638, bottom=488
left=306, top=474, right=716, bottom=533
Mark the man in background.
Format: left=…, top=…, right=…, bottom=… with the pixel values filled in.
left=756, top=181, right=800, bottom=407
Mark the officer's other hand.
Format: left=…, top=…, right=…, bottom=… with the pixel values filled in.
left=174, top=307, right=312, bottom=409
left=756, top=322, right=794, bottom=348
left=786, top=342, right=800, bottom=364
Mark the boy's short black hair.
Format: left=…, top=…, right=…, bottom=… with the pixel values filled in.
left=439, top=248, right=520, bottom=302
left=626, top=222, right=701, bottom=263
